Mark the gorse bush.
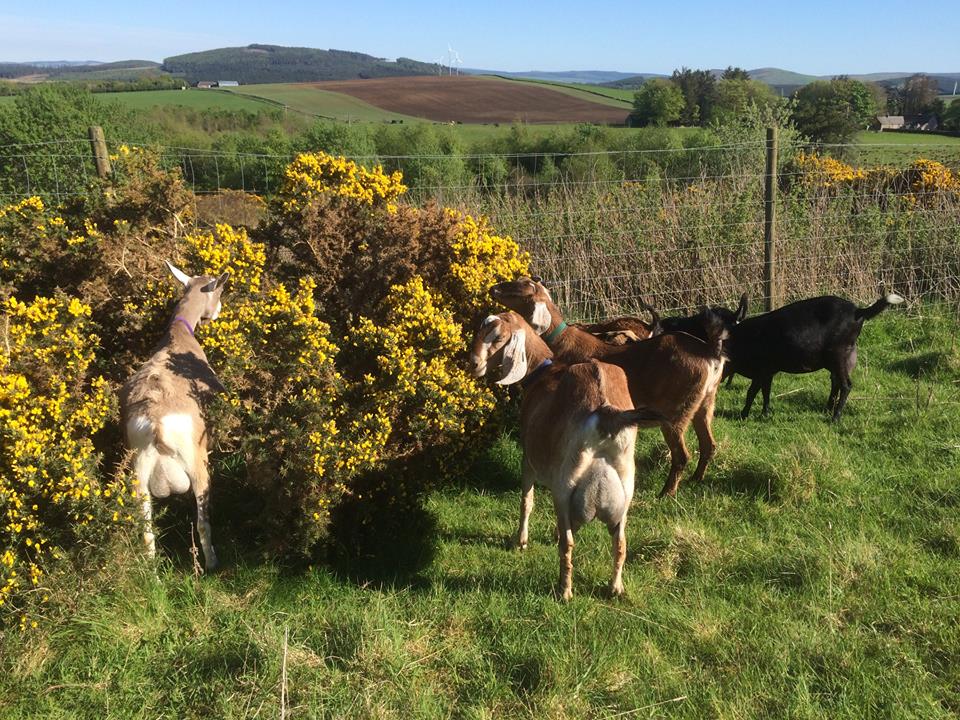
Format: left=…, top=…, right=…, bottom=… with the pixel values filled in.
left=0, top=148, right=528, bottom=620
left=0, top=294, right=128, bottom=627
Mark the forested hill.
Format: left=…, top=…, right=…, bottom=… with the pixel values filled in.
left=161, top=45, right=437, bottom=84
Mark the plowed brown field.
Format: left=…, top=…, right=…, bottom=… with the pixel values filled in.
left=301, top=76, right=630, bottom=124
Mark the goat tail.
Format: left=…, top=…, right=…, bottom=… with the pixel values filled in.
left=855, top=293, right=905, bottom=321
left=595, top=404, right=666, bottom=436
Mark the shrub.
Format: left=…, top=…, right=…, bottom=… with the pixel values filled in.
left=0, top=294, right=127, bottom=625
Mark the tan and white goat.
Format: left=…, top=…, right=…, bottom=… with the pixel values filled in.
left=119, top=262, right=228, bottom=571
left=471, top=311, right=664, bottom=600
left=489, top=277, right=727, bottom=498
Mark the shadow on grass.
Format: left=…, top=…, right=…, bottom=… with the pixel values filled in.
left=888, top=351, right=946, bottom=379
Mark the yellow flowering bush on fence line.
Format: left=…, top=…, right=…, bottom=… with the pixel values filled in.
left=277, top=151, right=407, bottom=213
left=792, top=152, right=960, bottom=206
left=1, top=294, right=127, bottom=625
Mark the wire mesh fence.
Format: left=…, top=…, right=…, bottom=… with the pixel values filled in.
left=2, top=133, right=959, bottom=318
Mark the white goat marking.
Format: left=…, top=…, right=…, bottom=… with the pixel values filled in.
left=531, top=302, right=551, bottom=334
left=482, top=315, right=499, bottom=326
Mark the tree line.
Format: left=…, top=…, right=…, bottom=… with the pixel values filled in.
left=630, top=68, right=958, bottom=143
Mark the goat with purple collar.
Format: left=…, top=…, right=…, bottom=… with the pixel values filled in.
left=119, top=262, right=229, bottom=571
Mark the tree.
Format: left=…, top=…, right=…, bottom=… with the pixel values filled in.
left=791, top=78, right=880, bottom=145
left=721, top=66, right=751, bottom=81
left=629, top=79, right=684, bottom=127
left=710, top=79, right=781, bottom=124
left=943, top=101, right=960, bottom=131
left=901, top=74, right=941, bottom=115
left=671, top=68, right=718, bottom=126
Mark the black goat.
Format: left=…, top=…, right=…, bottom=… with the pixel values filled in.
left=723, top=293, right=904, bottom=421
left=653, top=294, right=748, bottom=341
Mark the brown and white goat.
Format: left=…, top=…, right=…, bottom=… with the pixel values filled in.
left=489, top=276, right=727, bottom=498
left=471, top=311, right=664, bottom=599
left=119, top=262, right=228, bottom=571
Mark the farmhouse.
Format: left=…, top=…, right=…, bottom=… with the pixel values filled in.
left=196, top=81, right=215, bottom=88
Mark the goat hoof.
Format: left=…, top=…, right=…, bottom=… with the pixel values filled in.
left=560, top=588, right=573, bottom=602
left=609, top=581, right=625, bottom=598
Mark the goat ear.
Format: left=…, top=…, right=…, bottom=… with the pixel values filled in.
left=201, top=278, right=219, bottom=293
left=216, top=272, right=230, bottom=289
left=496, top=330, right=528, bottom=385
left=166, top=261, right=192, bottom=287
left=530, top=302, right=551, bottom=334
left=736, top=293, right=748, bottom=321
left=531, top=275, right=543, bottom=284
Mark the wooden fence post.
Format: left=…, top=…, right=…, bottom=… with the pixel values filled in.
left=763, top=126, right=778, bottom=312
left=88, top=126, right=112, bottom=179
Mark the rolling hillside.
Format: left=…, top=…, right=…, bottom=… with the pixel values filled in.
left=161, top=45, right=437, bottom=85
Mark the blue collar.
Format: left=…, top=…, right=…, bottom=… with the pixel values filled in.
left=521, top=359, right=554, bottom=389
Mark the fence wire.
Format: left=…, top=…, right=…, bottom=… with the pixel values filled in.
left=2, top=136, right=959, bottom=319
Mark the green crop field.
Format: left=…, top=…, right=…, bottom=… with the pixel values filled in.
left=93, top=88, right=278, bottom=112
left=499, top=76, right=636, bottom=106
left=4, top=308, right=960, bottom=718
left=226, top=83, right=416, bottom=122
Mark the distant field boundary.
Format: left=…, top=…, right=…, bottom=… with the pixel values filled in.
left=880, top=127, right=960, bottom=139
left=489, top=74, right=635, bottom=107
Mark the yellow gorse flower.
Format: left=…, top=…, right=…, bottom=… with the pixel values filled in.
left=1, top=295, right=125, bottom=619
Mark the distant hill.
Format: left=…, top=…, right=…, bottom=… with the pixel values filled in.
left=0, top=60, right=162, bottom=81
left=600, top=74, right=668, bottom=89
left=161, top=45, right=437, bottom=84
left=464, top=69, right=646, bottom=84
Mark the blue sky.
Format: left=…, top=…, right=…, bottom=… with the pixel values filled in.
left=2, top=1, right=958, bottom=75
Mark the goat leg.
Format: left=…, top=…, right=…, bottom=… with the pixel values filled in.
left=554, top=498, right=574, bottom=601
left=516, top=468, right=535, bottom=550
left=609, top=519, right=627, bottom=597
left=193, top=451, right=218, bottom=571
left=658, top=424, right=690, bottom=498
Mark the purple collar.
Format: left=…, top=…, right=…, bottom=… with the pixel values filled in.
left=172, top=316, right=195, bottom=336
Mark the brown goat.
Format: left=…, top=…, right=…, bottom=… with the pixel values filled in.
left=470, top=311, right=664, bottom=599
left=489, top=277, right=727, bottom=497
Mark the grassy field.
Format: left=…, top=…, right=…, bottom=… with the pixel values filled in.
left=3, top=308, right=959, bottom=718
left=852, top=131, right=960, bottom=164
left=226, top=83, right=416, bottom=122
left=94, top=89, right=278, bottom=113
left=498, top=76, right=636, bottom=107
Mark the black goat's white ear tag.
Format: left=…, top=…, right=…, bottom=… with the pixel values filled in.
left=496, top=330, right=528, bottom=385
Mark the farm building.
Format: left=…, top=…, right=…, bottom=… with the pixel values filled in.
left=873, top=115, right=905, bottom=131
left=196, top=81, right=215, bottom=89
left=218, top=80, right=240, bottom=87
left=872, top=114, right=940, bottom=131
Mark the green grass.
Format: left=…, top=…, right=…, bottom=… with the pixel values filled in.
left=853, top=131, right=960, bottom=165
left=3, top=308, right=960, bottom=718
left=496, top=76, right=636, bottom=107
left=93, top=88, right=278, bottom=113
left=225, top=83, right=416, bottom=122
